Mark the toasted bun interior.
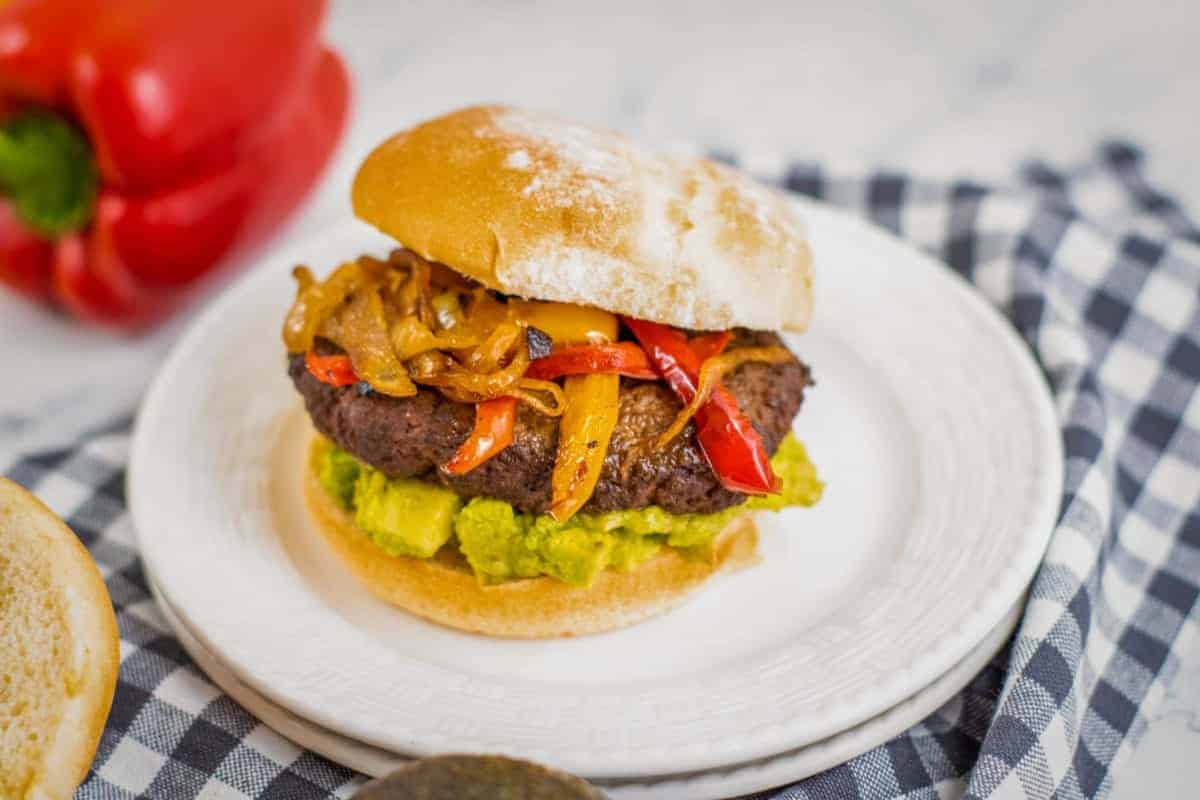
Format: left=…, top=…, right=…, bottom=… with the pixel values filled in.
left=0, top=478, right=120, bottom=799
left=303, top=436, right=759, bottom=638
left=352, top=105, right=813, bottom=333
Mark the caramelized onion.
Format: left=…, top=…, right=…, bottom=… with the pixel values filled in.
left=283, top=260, right=371, bottom=353
left=429, top=260, right=471, bottom=290
left=390, top=249, right=434, bottom=326
left=391, top=317, right=482, bottom=360
left=513, top=379, right=567, bottom=417
left=293, top=264, right=315, bottom=292
left=411, top=344, right=530, bottom=398
left=432, top=290, right=464, bottom=330
left=407, top=350, right=453, bottom=381
left=320, top=282, right=417, bottom=398
left=655, top=347, right=793, bottom=448
left=281, top=249, right=583, bottom=417
left=464, top=321, right=523, bottom=372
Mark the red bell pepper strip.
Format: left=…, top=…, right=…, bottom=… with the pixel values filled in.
left=0, top=0, right=349, bottom=327
left=522, top=334, right=730, bottom=381
left=305, top=352, right=358, bottom=387
left=623, top=318, right=780, bottom=495
left=524, top=342, right=659, bottom=381
left=688, top=330, right=732, bottom=363
left=443, top=396, right=518, bottom=475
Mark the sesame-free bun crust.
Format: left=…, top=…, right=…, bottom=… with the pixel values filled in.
left=352, top=105, right=813, bottom=333
left=0, top=478, right=119, bottom=800
left=303, top=436, right=759, bottom=638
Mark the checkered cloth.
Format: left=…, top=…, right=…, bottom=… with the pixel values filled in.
left=2, top=141, right=1197, bottom=799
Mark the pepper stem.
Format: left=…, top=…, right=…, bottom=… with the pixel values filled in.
left=0, top=109, right=97, bottom=238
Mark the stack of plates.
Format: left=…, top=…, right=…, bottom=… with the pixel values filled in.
left=130, top=200, right=1063, bottom=799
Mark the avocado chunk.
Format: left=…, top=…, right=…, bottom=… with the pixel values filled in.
left=352, top=469, right=461, bottom=558
left=746, top=433, right=824, bottom=511
left=318, top=443, right=361, bottom=510
left=455, top=500, right=676, bottom=587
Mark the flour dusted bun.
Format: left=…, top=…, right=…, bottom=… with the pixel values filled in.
left=352, top=105, right=813, bottom=333
left=303, top=437, right=759, bottom=638
left=0, top=478, right=119, bottom=800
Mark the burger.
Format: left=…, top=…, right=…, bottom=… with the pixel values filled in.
left=282, top=105, right=821, bottom=638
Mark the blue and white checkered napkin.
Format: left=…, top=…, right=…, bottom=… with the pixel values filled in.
left=3, top=141, right=1197, bottom=799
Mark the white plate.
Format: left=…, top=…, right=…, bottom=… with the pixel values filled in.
left=129, top=197, right=1062, bottom=778
left=150, top=571, right=1022, bottom=799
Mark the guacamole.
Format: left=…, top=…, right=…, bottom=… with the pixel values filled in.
left=316, top=433, right=822, bottom=587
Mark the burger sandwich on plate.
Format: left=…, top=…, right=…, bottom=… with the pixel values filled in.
left=282, top=105, right=822, bottom=638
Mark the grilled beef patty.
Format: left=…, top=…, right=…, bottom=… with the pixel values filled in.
left=289, top=330, right=810, bottom=515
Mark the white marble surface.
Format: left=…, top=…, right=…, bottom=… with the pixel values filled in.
left=3, top=0, right=1197, bottom=795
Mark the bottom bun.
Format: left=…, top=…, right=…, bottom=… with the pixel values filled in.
left=303, top=436, right=760, bottom=638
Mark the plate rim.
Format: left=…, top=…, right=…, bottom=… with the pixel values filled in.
left=148, top=569, right=1022, bottom=798
left=129, top=197, right=1063, bottom=777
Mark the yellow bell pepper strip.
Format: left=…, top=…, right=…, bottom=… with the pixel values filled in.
left=548, top=372, right=621, bottom=521
left=511, top=299, right=617, bottom=345
left=524, top=301, right=622, bottom=522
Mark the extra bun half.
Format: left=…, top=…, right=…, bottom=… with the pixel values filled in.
left=303, top=436, right=759, bottom=638
left=0, top=478, right=119, bottom=800
left=352, top=105, right=813, bottom=333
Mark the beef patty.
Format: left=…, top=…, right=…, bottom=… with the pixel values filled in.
left=289, top=330, right=810, bottom=515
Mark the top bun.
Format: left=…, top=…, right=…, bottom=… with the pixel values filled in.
left=352, top=105, right=813, bottom=332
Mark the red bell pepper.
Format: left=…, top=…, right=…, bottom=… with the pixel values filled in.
left=305, top=352, right=358, bottom=388
left=525, top=342, right=659, bottom=381
left=689, top=330, right=732, bottom=363
left=0, top=0, right=350, bottom=327
left=0, top=197, right=53, bottom=297
left=623, top=317, right=780, bottom=495
left=443, top=396, right=518, bottom=475
left=523, top=335, right=731, bottom=382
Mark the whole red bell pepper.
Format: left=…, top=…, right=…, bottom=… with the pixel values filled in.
left=0, top=0, right=350, bottom=326
left=623, top=317, right=781, bottom=496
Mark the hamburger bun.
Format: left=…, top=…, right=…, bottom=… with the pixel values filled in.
left=352, top=105, right=813, bottom=334
left=0, top=478, right=120, bottom=799
left=303, top=435, right=760, bottom=638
